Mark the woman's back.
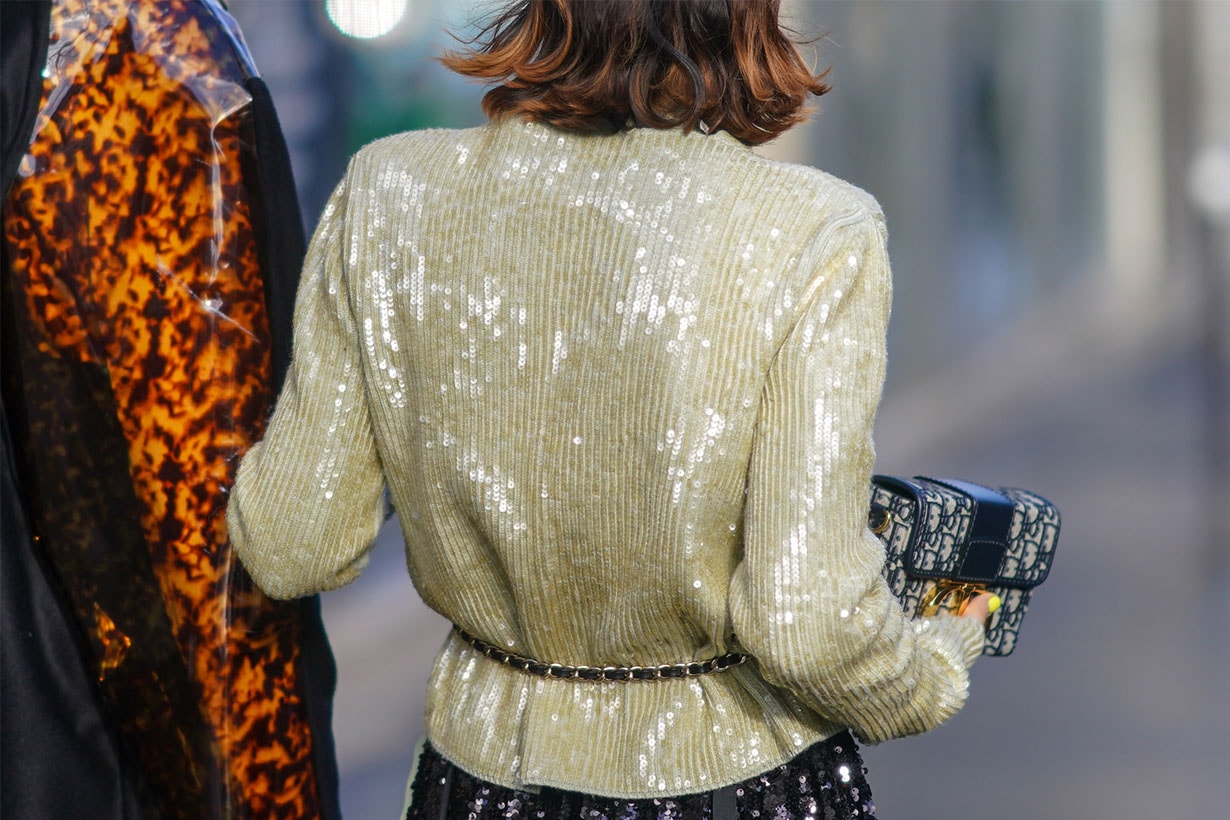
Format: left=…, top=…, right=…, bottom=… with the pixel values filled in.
left=230, top=116, right=984, bottom=797
left=366, top=118, right=879, bottom=660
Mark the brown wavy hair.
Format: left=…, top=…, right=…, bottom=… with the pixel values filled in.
left=441, top=0, right=830, bottom=146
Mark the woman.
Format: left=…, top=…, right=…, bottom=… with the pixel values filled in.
left=227, top=1, right=994, bottom=817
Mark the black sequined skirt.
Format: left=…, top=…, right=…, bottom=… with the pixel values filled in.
left=405, top=731, right=877, bottom=820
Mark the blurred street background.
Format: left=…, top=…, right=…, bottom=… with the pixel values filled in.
left=227, top=1, right=1230, bottom=817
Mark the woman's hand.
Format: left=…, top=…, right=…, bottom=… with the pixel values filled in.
left=960, top=592, right=1001, bottom=626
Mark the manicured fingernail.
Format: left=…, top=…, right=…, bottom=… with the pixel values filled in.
left=987, top=595, right=1002, bottom=614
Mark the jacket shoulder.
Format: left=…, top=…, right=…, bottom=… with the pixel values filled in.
left=746, top=152, right=884, bottom=226
left=349, top=127, right=483, bottom=174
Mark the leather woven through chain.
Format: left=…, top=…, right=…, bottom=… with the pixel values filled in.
left=456, top=629, right=749, bottom=682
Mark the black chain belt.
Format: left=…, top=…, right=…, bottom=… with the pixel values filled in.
left=455, top=628, right=749, bottom=682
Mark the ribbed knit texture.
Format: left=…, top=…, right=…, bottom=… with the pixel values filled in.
left=227, top=118, right=986, bottom=799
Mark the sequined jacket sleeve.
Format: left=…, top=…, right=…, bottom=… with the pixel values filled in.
left=728, top=210, right=987, bottom=744
left=228, top=173, right=387, bottom=598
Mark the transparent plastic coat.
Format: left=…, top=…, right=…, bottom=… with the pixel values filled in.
left=1, top=1, right=333, bottom=816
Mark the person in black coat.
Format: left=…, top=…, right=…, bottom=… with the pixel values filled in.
left=1, top=2, right=339, bottom=817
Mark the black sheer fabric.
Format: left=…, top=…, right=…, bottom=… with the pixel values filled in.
left=407, top=733, right=876, bottom=820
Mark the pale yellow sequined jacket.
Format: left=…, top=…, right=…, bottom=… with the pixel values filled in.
left=227, top=118, right=986, bottom=799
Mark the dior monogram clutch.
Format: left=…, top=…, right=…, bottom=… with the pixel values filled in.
left=868, top=475, right=1061, bottom=656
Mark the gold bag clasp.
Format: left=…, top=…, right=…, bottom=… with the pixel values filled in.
left=919, top=580, right=988, bottom=617
left=869, top=508, right=892, bottom=535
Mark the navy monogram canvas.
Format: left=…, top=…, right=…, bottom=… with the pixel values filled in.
left=869, top=477, right=1061, bottom=656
